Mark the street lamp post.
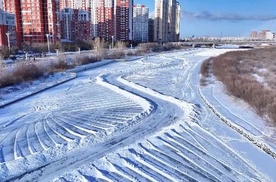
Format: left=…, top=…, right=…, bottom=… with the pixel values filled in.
left=45, top=34, right=50, bottom=53
left=6, top=32, right=11, bottom=51
left=111, top=35, right=114, bottom=49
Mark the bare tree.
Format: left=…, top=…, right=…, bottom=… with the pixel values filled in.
left=209, top=47, right=276, bottom=124
left=92, top=37, right=104, bottom=60
left=115, top=41, right=126, bottom=49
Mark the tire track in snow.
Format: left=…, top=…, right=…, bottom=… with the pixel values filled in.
left=140, top=141, right=205, bottom=181
left=168, top=129, right=240, bottom=179
left=163, top=133, right=238, bottom=181
left=36, top=118, right=55, bottom=150
left=129, top=147, right=185, bottom=181
left=127, top=148, right=181, bottom=181
left=50, top=54, right=267, bottom=182
left=1, top=63, right=155, bottom=181
left=44, top=119, right=68, bottom=145
left=179, top=124, right=263, bottom=179
left=55, top=115, right=97, bottom=136
left=3, top=50, right=274, bottom=181
left=156, top=136, right=221, bottom=181
left=15, top=125, right=31, bottom=158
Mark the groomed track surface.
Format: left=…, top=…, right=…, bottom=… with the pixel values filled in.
left=0, top=49, right=275, bottom=182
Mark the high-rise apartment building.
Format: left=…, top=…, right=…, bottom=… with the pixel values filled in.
left=95, top=0, right=114, bottom=41
left=60, top=8, right=91, bottom=41
left=148, top=18, right=154, bottom=42
left=0, top=10, right=16, bottom=47
left=90, top=0, right=98, bottom=38
left=133, top=4, right=149, bottom=43
left=115, top=0, right=133, bottom=41
left=58, top=0, right=91, bottom=41
left=91, top=0, right=133, bottom=42
left=154, top=0, right=180, bottom=42
left=59, top=0, right=90, bottom=11
left=175, top=2, right=180, bottom=41
left=3, top=0, right=59, bottom=46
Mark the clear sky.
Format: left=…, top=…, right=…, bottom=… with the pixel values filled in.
left=134, top=0, right=276, bottom=38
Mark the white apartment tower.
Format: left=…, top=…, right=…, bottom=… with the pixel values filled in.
left=133, top=4, right=149, bottom=42
left=154, top=0, right=180, bottom=42
left=176, top=2, right=180, bottom=41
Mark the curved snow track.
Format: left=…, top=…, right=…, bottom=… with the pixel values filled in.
left=0, top=49, right=275, bottom=181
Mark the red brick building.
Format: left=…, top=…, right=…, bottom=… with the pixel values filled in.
left=60, top=8, right=91, bottom=41
left=94, top=0, right=133, bottom=42
left=59, top=0, right=90, bottom=11
left=115, top=0, right=133, bottom=41
left=3, top=0, right=59, bottom=47
left=96, top=0, right=114, bottom=41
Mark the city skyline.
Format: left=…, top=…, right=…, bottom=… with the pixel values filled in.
left=135, top=0, right=276, bottom=38
left=1, top=0, right=134, bottom=46
left=1, top=0, right=275, bottom=48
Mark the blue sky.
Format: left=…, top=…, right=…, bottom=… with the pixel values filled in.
left=135, top=0, right=276, bottom=37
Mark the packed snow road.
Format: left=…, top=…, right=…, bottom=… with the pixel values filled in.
left=0, top=49, right=276, bottom=181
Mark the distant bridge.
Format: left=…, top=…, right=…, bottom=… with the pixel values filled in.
left=173, top=40, right=276, bottom=48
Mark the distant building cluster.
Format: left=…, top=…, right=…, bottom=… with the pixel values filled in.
left=0, top=0, right=181, bottom=48
left=250, top=30, right=275, bottom=40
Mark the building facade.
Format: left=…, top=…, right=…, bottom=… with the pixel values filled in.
left=1, top=0, right=134, bottom=46
left=90, top=0, right=133, bottom=42
left=175, top=2, right=180, bottom=41
left=0, top=10, right=16, bottom=47
left=115, top=0, right=133, bottom=41
left=59, top=0, right=91, bottom=11
left=259, top=30, right=270, bottom=40
left=133, top=4, right=148, bottom=43
left=250, top=30, right=273, bottom=40
left=266, top=31, right=275, bottom=40
left=96, top=0, right=114, bottom=41
left=3, top=0, right=59, bottom=46
left=148, top=18, right=154, bottom=42
left=90, top=0, right=98, bottom=38
left=154, top=0, right=180, bottom=42
left=60, top=8, right=91, bottom=41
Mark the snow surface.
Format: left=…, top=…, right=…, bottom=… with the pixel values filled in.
left=252, top=73, right=265, bottom=84
left=0, top=48, right=276, bottom=182
left=0, top=72, right=76, bottom=107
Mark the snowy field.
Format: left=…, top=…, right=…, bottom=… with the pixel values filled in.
left=0, top=48, right=276, bottom=181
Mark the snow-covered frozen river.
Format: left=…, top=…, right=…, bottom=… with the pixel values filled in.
left=1, top=49, right=276, bottom=181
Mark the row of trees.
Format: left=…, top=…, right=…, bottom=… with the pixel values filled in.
left=0, top=38, right=129, bottom=60
left=201, top=48, right=276, bottom=124
left=1, top=37, right=186, bottom=60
